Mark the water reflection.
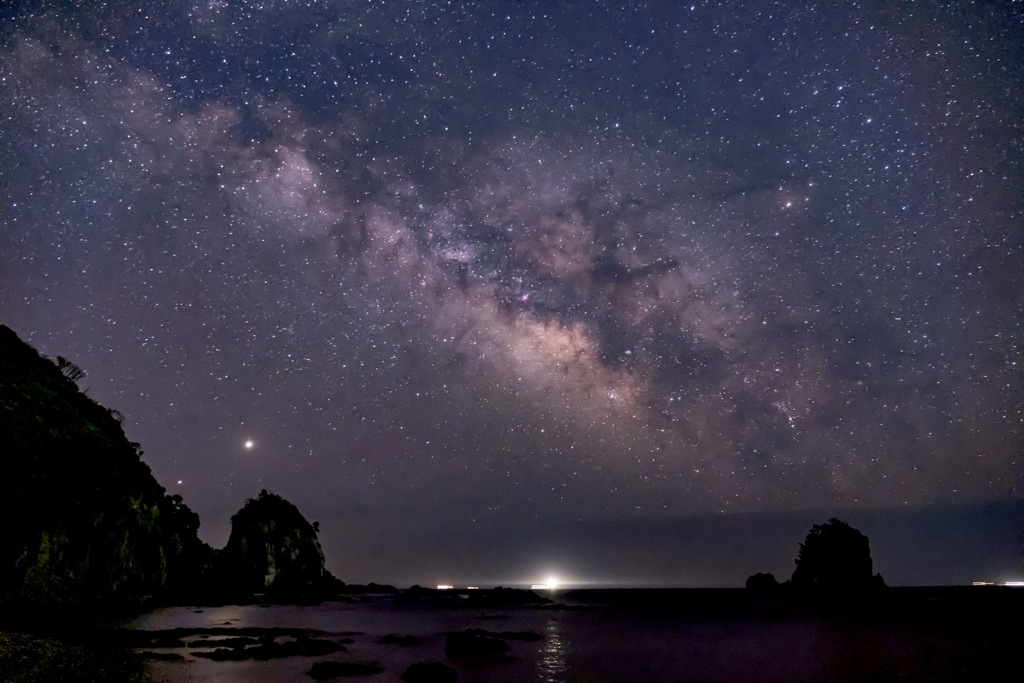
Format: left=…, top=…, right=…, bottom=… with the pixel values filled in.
left=538, top=616, right=567, bottom=682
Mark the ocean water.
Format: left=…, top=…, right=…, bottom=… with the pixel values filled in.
left=132, top=590, right=1014, bottom=683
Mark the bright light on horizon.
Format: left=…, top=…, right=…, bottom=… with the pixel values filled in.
left=531, top=575, right=561, bottom=590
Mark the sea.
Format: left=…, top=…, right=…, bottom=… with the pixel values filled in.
left=132, top=588, right=1016, bottom=683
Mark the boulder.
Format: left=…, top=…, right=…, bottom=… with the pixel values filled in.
left=444, top=630, right=510, bottom=658
left=402, top=661, right=458, bottom=683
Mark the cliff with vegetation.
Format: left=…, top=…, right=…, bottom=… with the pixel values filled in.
left=0, top=325, right=209, bottom=605
left=214, top=489, right=340, bottom=599
left=0, top=325, right=336, bottom=605
left=746, top=517, right=886, bottom=598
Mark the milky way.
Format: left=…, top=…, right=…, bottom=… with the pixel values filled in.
left=1, top=1, right=1021, bottom=585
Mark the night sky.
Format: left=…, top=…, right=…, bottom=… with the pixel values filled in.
left=2, top=1, right=1022, bottom=588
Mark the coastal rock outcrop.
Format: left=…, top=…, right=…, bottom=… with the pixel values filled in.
left=744, top=572, right=779, bottom=594
left=0, top=325, right=342, bottom=605
left=444, top=630, right=511, bottom=658
left=402, top=661, right=458, bottom=682
left=215, top=489, right=338, bottom=598
left=0, top=325, right=209, bottom=605
left=790, top=518, right=886, bottom=592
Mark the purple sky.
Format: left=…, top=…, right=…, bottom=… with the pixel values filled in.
left=2, top=1, right=1021, bottom=586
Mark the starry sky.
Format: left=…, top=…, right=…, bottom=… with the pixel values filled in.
left=2, top=1, right=1022, bottom=587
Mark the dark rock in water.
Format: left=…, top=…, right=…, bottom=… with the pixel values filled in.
left=0, top=324, right=210, bottom=605
left=214, top=489, right=337, bottom=599
left=463, top=586, right=552, bottom=607
left=444, top=630, right=510, bottom=658
left=379, top=633, right=424, bottom=645
left=0, top=631, right=148, bottom=682
left=308, top=660, right=385, bottom=679
left=191, top=636, right=345, bottom=660
left=745, top=572, right=780, bottom=593
left=188, top=636, right=264, bottom=649
left=192, top=648, right=242, bottom=661
left=340, top=582, right=399, bottom=594
left=463, top=627, right=542, bottom=642
left=139, top=651, right=185, bottom=661
left=0, top=325, right=351, bottom=606
left=790, top=518, right=886, bottom=593
left=402, top=661, right=459, bottom=683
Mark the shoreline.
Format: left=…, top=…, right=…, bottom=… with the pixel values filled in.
left=5, top=586, right=1019, bottom=682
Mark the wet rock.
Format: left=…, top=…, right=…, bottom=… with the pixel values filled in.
left=465, top=627, right=541, bottom=641
left=379, top=633, right=423, bottom=646
left=444, top=630, right=510, bottom=658
left=401, top=661, right=458, bottom=683
left=192, top=637, right=346, bottom=660
left=308, top=661, right=384, bottom=679
left=139, top=651, right=184, bottom=661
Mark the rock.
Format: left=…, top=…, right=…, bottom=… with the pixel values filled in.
left=379, top=634, right=424, bottom=645
left=308, top=661, right=384, bottom=679
left=462, top=586, right=552, bottom=607
left=402, top=661, right=459, bottom=683
left=0, top=325, right=210, bottom=605
left=745, top=572, right=780, bottom=593
left=191, top=637, right=345, bottom=660
left=444, top=630, right=510, bottom=658
left=790, top=518, right=886, bottom=592
left=215, top=489, right=331, bottom=598
left=140, top=651, right=185, bottom=661
left=463, top=628, right=541, bottom=641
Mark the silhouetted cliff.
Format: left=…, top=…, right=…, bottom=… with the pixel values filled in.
left=746, top=518, right=886, bottom=599
left=213, top=489, right=342, bottom=599
left=0, top=325, right=209, bottom=605
left=0, top=326, right=340, bottom=605
left=791, top=518, right=885, bottom=592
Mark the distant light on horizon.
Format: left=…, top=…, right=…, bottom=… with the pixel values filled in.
left=2, top=0, right=1020, bottom=592
left=531, top=575, right=561, bottom=590
left=973, top=581, right=1023, bottom=587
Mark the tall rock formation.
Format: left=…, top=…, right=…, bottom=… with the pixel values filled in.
left=1, top=325, right=342, bottom=605
left=217, top=489, right=333, bottom=597
left=0, top=325, right=209, bottom=605
left=790, top=518, right=885, bottom=592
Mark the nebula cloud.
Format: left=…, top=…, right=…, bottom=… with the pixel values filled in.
left=1, top=2, right=1021, bottom=582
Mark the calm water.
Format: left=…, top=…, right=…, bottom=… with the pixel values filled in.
left=132, top=592, right=1008, bottom=682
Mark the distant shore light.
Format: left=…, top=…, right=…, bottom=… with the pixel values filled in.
left=531, top=576, right=561, bottom=590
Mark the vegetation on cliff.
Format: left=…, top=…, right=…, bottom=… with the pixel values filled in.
left=0, top=325, right=335, bottom=605
left=0, top=325, right=208, bottom=605
left=791, top=518, right=886, bottom=591
left=746, top=517, right=886, bottom=597
left=214, top=489, right=342, bottom=598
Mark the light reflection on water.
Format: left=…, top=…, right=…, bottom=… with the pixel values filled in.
left=538, top=616, right=567, bottom=683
